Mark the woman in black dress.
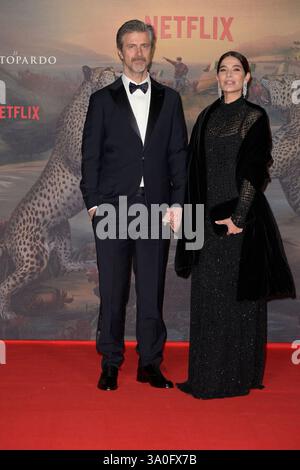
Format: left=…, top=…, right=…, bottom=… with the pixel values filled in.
left=175, top=51, right=296, bottom=399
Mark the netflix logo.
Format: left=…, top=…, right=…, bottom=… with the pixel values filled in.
left=145, top=16, right=234, bottom=41
left=0, top=80, right=40, bottom=120
left=0, top=105, right=40, bottom=120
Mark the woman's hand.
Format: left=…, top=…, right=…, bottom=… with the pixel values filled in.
left=215, top=217, right=243, bottom=235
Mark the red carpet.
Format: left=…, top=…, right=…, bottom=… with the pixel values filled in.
left=0, top=342, right=299, bottom=450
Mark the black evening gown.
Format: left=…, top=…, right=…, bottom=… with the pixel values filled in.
left=177, top=96, right=267, bottom=399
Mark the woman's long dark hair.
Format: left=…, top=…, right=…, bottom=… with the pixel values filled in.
left=217, top=51, right=250, bottom=75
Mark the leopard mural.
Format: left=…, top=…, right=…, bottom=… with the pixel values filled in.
left=261, top=74, right=300, bottom=216
left=0, top=66, right=116, bottom=320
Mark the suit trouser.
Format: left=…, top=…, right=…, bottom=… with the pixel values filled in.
left=92, top=192, right=170, bottom=369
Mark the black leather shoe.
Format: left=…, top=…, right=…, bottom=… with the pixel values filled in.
left=137, top=365, right=174, bottom=388
left=97, top=365, right=118, bottom=391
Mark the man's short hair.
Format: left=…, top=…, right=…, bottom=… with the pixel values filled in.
left=116, top=19, right=156, bottom=51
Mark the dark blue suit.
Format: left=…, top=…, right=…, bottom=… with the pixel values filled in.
left=80, top=77, right=187, bottom=368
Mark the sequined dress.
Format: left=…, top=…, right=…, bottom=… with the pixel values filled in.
left=177, top=96, right=267, bottom=399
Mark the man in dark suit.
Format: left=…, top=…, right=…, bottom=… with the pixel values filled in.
left=80, top=19, right=187, bottom=391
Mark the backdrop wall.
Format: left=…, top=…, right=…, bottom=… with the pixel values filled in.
left=0, top=0, right=299, bottom=341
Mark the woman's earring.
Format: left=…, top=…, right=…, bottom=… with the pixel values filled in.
left=217, top=82, right=222, bottom=98
left=243, top=81, right=247, bottom=98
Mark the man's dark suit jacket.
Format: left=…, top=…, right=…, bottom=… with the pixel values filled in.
left=80, top=77, right=187, bottom=210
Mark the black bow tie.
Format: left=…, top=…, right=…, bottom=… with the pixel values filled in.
left=129, top=81, right=149, bottom=94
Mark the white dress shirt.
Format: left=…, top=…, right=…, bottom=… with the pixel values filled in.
left=122, top=72, right=151, bottom=187
left=88, top=73, right=151, bottom=213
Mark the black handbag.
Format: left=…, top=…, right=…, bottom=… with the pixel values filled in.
left=209, top=197, right=239, bottom=235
